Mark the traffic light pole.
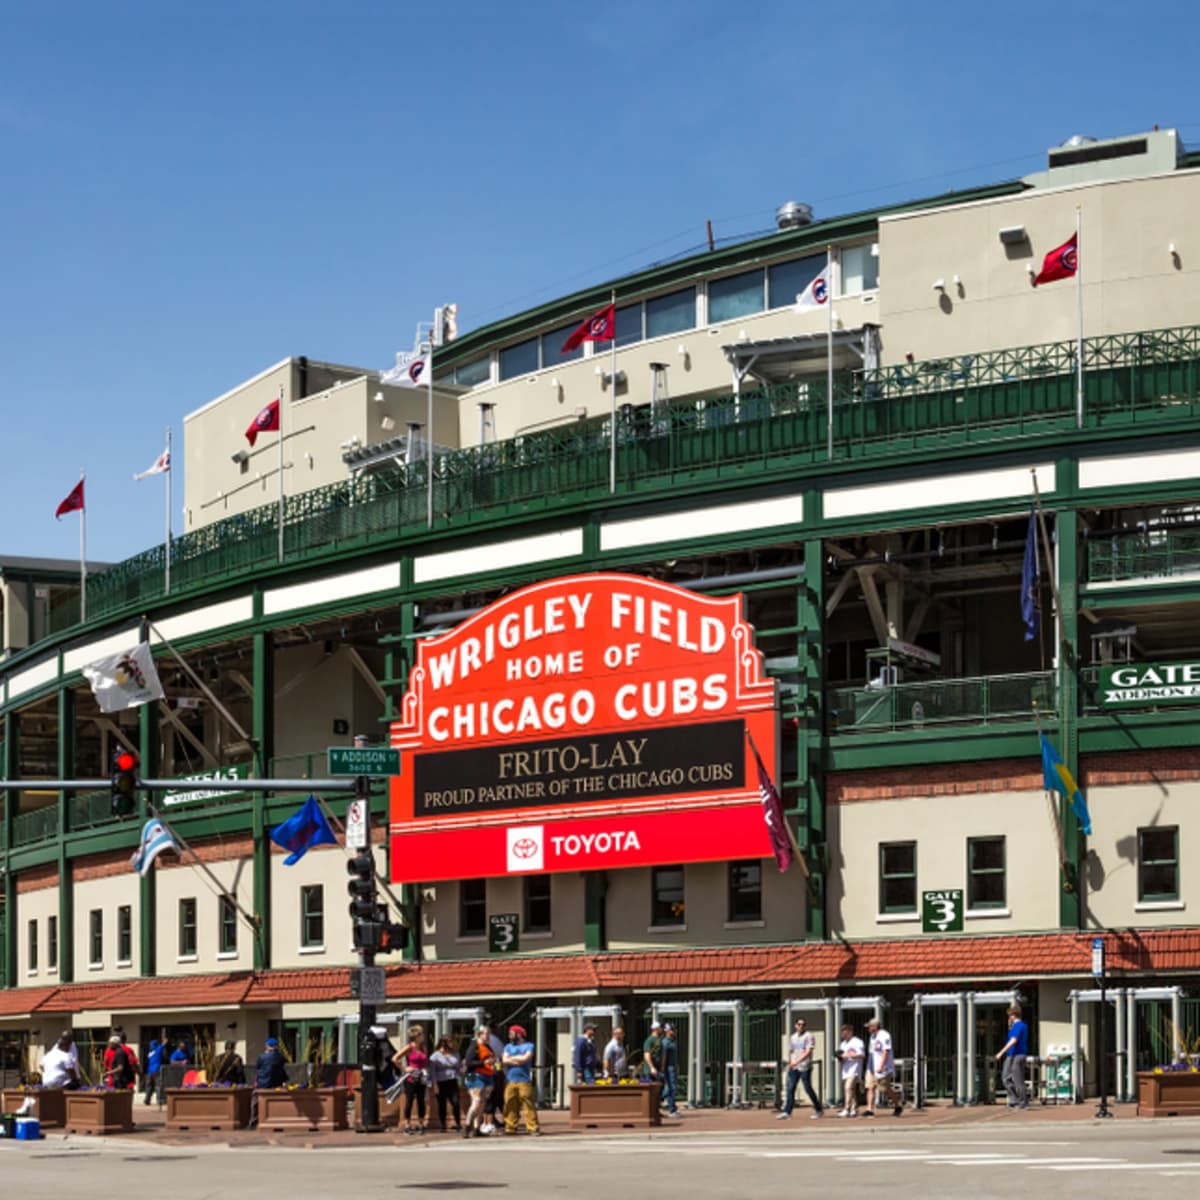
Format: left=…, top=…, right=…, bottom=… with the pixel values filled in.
left=353, top=769, right=383, bottom=1134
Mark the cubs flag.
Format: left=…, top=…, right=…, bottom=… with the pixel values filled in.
left=1021, top=508, right=1040, bottom=641
left=561, top=304, right=615, bottom=353
left=55, top=479, right=85, bottom=518
left=794, top=270, right=830, bottom=312
left=82, top=642, right=166, bottom=713
left=381, top=350, right=430, bottom=387
left=131, top=817, right=180, bottom=876
left=244, top=398, right=280, bottom=446
left=1033, top=233, right=1078, bottom=286
left=749, top=739, right=794, bottom=873
left=270, top=794, right=338, bottom=865
left=1040, top=733, right=1093, bottom=836
left=134, top=448, right=170, bottom=480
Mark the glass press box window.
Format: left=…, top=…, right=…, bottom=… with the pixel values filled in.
left=967, top=837, right=1006, bottom=909
left=460, top=878, right=486, bottom=937
left=879, top=842, right=917, bottom=913
left=708, top=269, right=765, bottom=323
left=645, top=287, right=696, bottom=339
left=727, top=860, right=763, bottom=922
left=498, top=338, right=540, bottom=381
left=1138, top=826, right=1179, bottom=901
left=767, top=254, right=826, bottom=309
left=651, top=865, right=686, bottom=927
left=839, top=243, right=879, bottom=294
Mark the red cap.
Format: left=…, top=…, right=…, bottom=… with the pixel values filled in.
left=509, top=1025, right=527, bottom=1039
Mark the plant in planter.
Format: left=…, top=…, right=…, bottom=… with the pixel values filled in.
left=64, top=1086, right=135, bottom=1134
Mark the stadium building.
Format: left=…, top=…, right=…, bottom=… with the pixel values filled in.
left=3, top=126, right=1200, bottom=1107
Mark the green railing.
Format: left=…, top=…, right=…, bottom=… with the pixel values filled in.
left=829, top=671, right=1056, bottom=733
left=12, top=803, right=59, bottom=846
left=68, top=789, right=119, bottom=830
left=1086, top=527, right=1200, bottom=584
left=269, top=752, right=333, bottom=780
left=55, top=323, right=1200, bottom=633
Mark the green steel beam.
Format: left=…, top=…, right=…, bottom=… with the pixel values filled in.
left=56, top=686, right=74, bottom=983
left=395, top=598, right=418, bottom=964
left=139, top=698, right=158, bottom=978
left=1056, top=476, right=1082, bottom=928
left=2, top=712, right=17, bottom=989
left=252, top=629, right=273, bottom=970
left=799, top=526, right=825, bottom=940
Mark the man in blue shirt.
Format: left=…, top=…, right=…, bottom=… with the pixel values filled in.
left=995, top=1004, right=1030, bottom=1109
left=573, top=1024, right=598, bottom=1084
left=501, top=1024, right=541, bottom=1135
left=249, top=1036, right=289, bottom=1128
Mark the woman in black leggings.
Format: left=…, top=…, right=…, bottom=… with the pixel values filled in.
left=393, top=1024, right=429, bottom=1134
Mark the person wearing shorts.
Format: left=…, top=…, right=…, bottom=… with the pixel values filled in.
left=462, top=1026, right=496, bottom=1137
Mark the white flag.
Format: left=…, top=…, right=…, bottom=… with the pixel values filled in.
left=794, top=271, right=831, bottom=312
left=134, top=448, right=170, bottom=480
left=130, top=817, right=180, bottom=876
left=381, top=351, right=430, bottom=387
left=82, top=643, right=165, bottom=713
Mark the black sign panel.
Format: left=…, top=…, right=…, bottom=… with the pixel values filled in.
left=413, top=719, right=745, bottom=818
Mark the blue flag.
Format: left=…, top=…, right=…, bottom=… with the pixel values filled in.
left=1021, top=508, right=1039, bottom=641
left=270, top=795, right=338, bottom=865
left=1040, top=734, right=1092, bottom=836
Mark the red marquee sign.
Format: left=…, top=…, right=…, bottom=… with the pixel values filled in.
left=389, top=572, right=779, bottom=882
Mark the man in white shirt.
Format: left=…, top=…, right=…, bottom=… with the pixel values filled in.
left=837, top=1023, right=864, bottom=1117
left=777, top=1016, right=823, bottom=1118
left=603, top=1026, right=628, bottom=1080
left=38, top=1031, right=81, bottom=1089
left=864, top=1018, right=903, bottom=1117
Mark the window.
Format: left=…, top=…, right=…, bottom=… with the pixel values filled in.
left=89, top=909, right=103, bottom=965
left=48, top=915, right=58, bottom=972
left=1138, top=827, right=1179, bottom=901
left=967, top=837, right=1006, bottom=909
left=523, top=874, right=552, bottom=933
left=498, top=338, right=539, bottom=381
left=651, top=865, right=685, bottom=927
left=768, top=254, right=826, bottom=309
left=879, top=842, right=917, bottom=913
left=219, top=896, right=238, bottom=955
left=300, top=884, right=324, bottom=949
left=27, top=919, right=38, bottom=972
left=451, top=357, right=491, bottom=388
left=708, top=269, right=764, bottom=323
left=614, top=302, right=643, bottom=347
left=839, top=243, right=879, bottom=294
left=645, top=288, right=696, bottom=338
left=541, top=324, right=583, bottom=365
left=460, top=878, right=486, bottom=938
left=118, top=904, right=133, bottom=963
left=178, top=898, right=197, bottom=957
left=728, top=860, right=763, bottom=922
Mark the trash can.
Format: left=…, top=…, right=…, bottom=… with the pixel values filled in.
left=1044, top=1047, right=1073, bottom=1103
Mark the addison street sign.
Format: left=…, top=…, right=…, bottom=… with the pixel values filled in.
left=389, top=572, right=779, bottom=883
left=1097, top=660, right=1200, bottom=706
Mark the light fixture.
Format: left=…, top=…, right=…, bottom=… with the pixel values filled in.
left=1026, top=264, right=1037, bottom=278
left=932, top=278, right=945, bottom=292
left=380, top=415, right=396, bottom=431
left=998, top=225, right=1028, bottom=245
left=952, top=274, right=961, bottom=286
left=231, top=449, right=249, bottom=465
left=1168, top=242, right=1177, bottom=256
left=373, top=391, right=385, bottom=403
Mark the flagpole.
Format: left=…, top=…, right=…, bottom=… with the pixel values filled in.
left=164, top=427, right=172, bottom=595
left=277, top=384, right=285, bottom=563
left=826, top=245, right=834, bottom=461
left=609, top=289, right=618, bottom=494
left=744, top=727, right=813, bottom=888
left=427, top=320, right=435, bottom=529
left=1031, top=703, right=1068, bottom=872
left=79, top=469, right=87, bottom=623
left=1075, top=207, right=1084, bottom=430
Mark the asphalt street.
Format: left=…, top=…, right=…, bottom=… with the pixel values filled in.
left=6, top=1118, right=1200, bottom=1198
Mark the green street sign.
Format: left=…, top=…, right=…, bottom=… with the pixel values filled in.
left=489, top=913, right=520, bottom=955
left=922, top=889, right=964, bottom=933
left=328, top=746, right=400, bottom=777
left=163, top=763, right=250, bottom=807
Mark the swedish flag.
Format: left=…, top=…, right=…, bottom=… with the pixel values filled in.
left=1040, top=734, right=1092, bottom=836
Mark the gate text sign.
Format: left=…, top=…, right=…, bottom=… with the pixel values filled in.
left=1098, top=661, right=1200, bottom=706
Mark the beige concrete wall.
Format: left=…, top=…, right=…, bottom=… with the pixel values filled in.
left=73, top=873, right=142, bottom=980
left=273, top=643, right=359, bottom=762
left=1085, top=780, right=1200, bottom=929
left=16, top=885, right=58, bottom=981
left=877, top=169, right=1200, bottom=365
left=154, top=856, right=254, bottom=973
left=826, top=790, right=1061, bottom=938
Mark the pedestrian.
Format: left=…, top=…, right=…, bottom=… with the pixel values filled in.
left=430, top=1035, right=463, bottom=1132
left=169, top=1039, right=190, bottom=1065
left=660, top=1024, right=680, bottom=1116
left=863, top=1018, right=902, bottom=1117
left=38, top=1030, right=81, bottom=1090
left=103, top=1034, right=136, bottom=1089
left=142, top=1038, right=163, bottom=1104
left=642, top=1020, right=664, bottom=1082
left=502, top=1023, right=541, bottom=1136
left=248, top=1036, right=288, bottom=1128
left=213, top=1040, right=246, bottom=1085
left=573, top=1023, right=599, bottom=1084
left=836, top=1023, right=864, bottom=1117
left=603, top=1026, right=628, bottom=1080
left=462, top=1025, right=497, bottom=1138
left=482, top=1023, right=506, bottom=1134
left=778, top=1016, right=823, bottom=1119
left=995, top=1004, right=1030, bottom=1110
left=393, top=1023, right=429, bottom=1135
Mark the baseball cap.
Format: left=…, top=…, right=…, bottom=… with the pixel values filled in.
left=266, top=1037, right=279, bottom=1047
left=509, top=1024, right=527, bottom=1039
left=650, top=1020, right=662, bottom=1030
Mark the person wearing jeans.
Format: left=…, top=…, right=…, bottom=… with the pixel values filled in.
left=778, top=1016, right=823, bottom=1119
left=995, top=1004, right=1030, bottom=1109
left=660, top=1024, right=680, bottom=1116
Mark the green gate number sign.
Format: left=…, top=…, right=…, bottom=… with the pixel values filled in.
left=922, top=889, right=964, bottom=933
left=489, top=913, right=520, bottom=955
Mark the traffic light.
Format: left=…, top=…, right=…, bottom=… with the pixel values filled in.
left=378, top=919, right=409, bottom=955
left=110, top=748, right=139, bottom=817
left=347, top=851, right=376, bottom=921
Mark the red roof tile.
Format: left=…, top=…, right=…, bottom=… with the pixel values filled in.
left=0, top=984, right=63, bottom=1018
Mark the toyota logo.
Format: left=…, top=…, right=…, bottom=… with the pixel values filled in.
left=511, top=837, right=539, bottom=859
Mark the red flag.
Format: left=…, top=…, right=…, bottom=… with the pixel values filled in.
left=55, top=479, right=85, bottom=519
left=749, top=739, right=794, bottom=873
left=245, top=398, right=281, bottom=446
left=1033, top=233, right=1078, bottom=286
left=561, top=304, right=615, bottom=353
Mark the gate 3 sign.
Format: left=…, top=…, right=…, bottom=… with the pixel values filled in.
left=389, top=573, right=779, bottom=883
left=922, top=889, right=964, bottom=934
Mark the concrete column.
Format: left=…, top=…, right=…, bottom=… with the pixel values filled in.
left=1071, top=994, right=1082, bottom=1101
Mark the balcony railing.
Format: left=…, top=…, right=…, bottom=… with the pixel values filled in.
left=829, top=671, right=1056, bottom=734
left=69, top=789, right=119, bottom=830
left=1087, top=527, right=1200, bottom=584
left=51, top=323, right=1200, bottom=633
left=12, top=803, right=59, bottom=846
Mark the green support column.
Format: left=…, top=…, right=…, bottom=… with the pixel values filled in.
left=252, top=630, right=274, bottom=969
left=584, top=872, right=608, bottom=952
left=1056, top=481, right=1082, bottom=929
left=798, top=525, right=826, bottom=940
left=139, top=699, right=159, bottom=977
left=2, top=712, right=18, bottom=989
left=57, top=687, right=75, bottom=983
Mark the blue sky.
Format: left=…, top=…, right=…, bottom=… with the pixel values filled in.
left=2, top=0, right=1197, bottom=563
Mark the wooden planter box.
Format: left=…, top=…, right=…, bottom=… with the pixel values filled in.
left=352, top=1086, right=401, bottom=1127
left=569, top=1082, right=662, bottom=1129
left=166, top=1087, right=252, bottom=1130
left=64, top=1088, right=135, bottom=1134
left=1, top=1088, right=67, bottom=1128
left=254, top=1087, right=348, bottom=1132
left=1137, top=1069, right=1200, bottom=1117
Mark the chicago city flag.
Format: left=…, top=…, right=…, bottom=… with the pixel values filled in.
left=130, top=817, right=180, bottom=876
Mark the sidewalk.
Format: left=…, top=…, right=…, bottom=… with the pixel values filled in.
left=36, top=1096, right=1142, bottom=1150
